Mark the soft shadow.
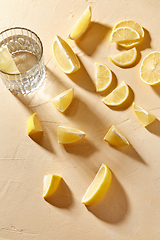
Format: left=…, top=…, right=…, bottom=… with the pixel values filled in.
left=99, top=71, right=118, bottom=97
left=151, top=84, right=160, bottom=96
left=29, top=127, right=55, bottom=153
left=86, top=173, right=128, bottom=223
left=136, top=28, right=152, bottom=51
left=67, top=58, right=95, bottom=92
left=45, top=178, right=73, bottom=208
left=64, top=138, right=98, bottom=158
left=106, top=85, right=134, bottom=111
left=146, top=118, right=160, bottom=136
left=76, top=22, right=111, bottom=56
left=116, top=144, right=147, bottom=165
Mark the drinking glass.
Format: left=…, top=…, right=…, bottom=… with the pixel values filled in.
left=0, top=27, right=45, bottom=94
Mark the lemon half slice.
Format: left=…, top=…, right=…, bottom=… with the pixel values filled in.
left=103, top=125, right=129, bottom=147
left=0, top=45, right=20, bottom=74
left=110, top=27, right=140, bottom=44
left=57, top=126, right=86, bottom=144
left=109, top=47, right=137, bottom=67
left=140, top=51, right=160, bottom=85
left=95, top=62, right=112, bottom=92
left=82, top=163, right=112, bottom=205
left=51, top=88, right=74, bottom=112
left=53, top=35, right=80, bottom=74
left=102, top=81, right=129, bottom=106
left=27, top=112, right=43, bottom=136
left=113, top=20, right=144, bottom=48
left=68, top=6, right=92, bottom=40
left=132, top=102, right=156, bottom=127
left=43, top=174, right=61, bottom=198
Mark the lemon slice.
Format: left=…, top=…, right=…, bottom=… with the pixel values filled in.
left=109, top=47, right=137, bottom=67
left=102, top=81, right=129, bottom=106
left=140, top=51, right=160, bottom=85
left=52, top=35, right=80, bottom=74
left=103, top=125, right=129, bottom=147
left=27, top=112, right=43, bottom=136
left=68, top=6, right=92, bottom=40
left=113, top=20, right=144, bottom=48
left=0, top=45, right=20, bottom=74
left=95, top=62, right=112, bottom=92
left=110, top=27, right=140, bottom=44
left=132, top=102, right=156, bottom=127
left=57, top=126, right=86, bottom=144
left=82, top=163, right=112, bottom=205
left=43, top=174, right=61, bottom=198
left=51, top=88, right=74, bottom=113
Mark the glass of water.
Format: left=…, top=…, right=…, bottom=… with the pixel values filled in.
left=0, top=27, right=45, bottom=94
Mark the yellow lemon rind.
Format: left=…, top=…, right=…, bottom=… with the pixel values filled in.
left=43, top=174, right=61, bottom=199
left=82, top=163, right=112, bottom=205
left=95, top=62, right=112, bottom=92
left=68, top=6, right=92, bottom=40
left=109, top=47, right=137, bottom=67
left=27, top=112, right=43, bottom=136
left=51, top=88, right=74, bottom=113
left=52, top=35, right=80, bottom=74
left=57, top=126, right=86, bottom=144
left=103, top=125, right=129, bottom=147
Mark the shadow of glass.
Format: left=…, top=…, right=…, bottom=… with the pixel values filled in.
left=75, top=22, right=111, bottom=56
left=67, top=58, right=95, bottom=92
left=44, top=178, right=73, bottom=208
left=146, top=118, right=160, bottom=136
left=64, top=138, right=98, bottom=158
left=86, top=173, right=129, bottom=223
left=104, top=85, right=134, bottom=111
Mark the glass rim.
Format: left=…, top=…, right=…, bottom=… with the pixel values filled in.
left=0, top=27, right=44, bottom=76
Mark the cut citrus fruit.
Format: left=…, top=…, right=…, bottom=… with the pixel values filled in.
left=57, top=126, right=86, bottom=144
left=43, top=174, right=61, bottom=198
left=68, top=6, right=92, bottom=40
left=109, top=47, right=137, bottom=67
left=132, top=102, right=156, bottom=127
left=27, top=112, right=43, bottom=136
left=52, top=35, right=80, bottom=74
left=102, top=81, right=129, bottom=106
left=113, top=20, right=144, bottom=48
left=82, top=163, right=112, bottom=205
left=0, top=45, right=20, bottom=74
left=110, top=27, right=140, bottom=45
left=140, top=51, right=160, bottom=85
left=103, top=125, right=129, bottom=147
left=51, top=88, right=74, bottom=113
left=95, top=62, right=112, bottom=92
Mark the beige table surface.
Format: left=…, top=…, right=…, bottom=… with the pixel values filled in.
left=0, top=0, right=160, bottom=239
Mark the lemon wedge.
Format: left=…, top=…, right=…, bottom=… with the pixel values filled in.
left=109, top=47, right=137, bottom=67
left=52, top=35, right=80, bottom=74
left=103, top=125, right=129, bottom=147
left=27, top=112, right=43, bottom=136
left=95, top=62, right=112, bottom=92
left=110, top=27, right=140, bottom=45
left=140, top=51, right=160, bottom=85
left=102, top=81, right=129, bottom=106
left=82, top=163, right=112, bottom=205
left=113, top=20, right=144, bottom=48
left=132, top=102, right=156, bottom=127
left=51, top=88, right=74, bottom=113
left=57, top=126, right=86, bottom=144
left=68, top=6, right=92, bottom=40
left=0, top=45, right=20, bottom=74
left=43, top=174, right=61, bottom=198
